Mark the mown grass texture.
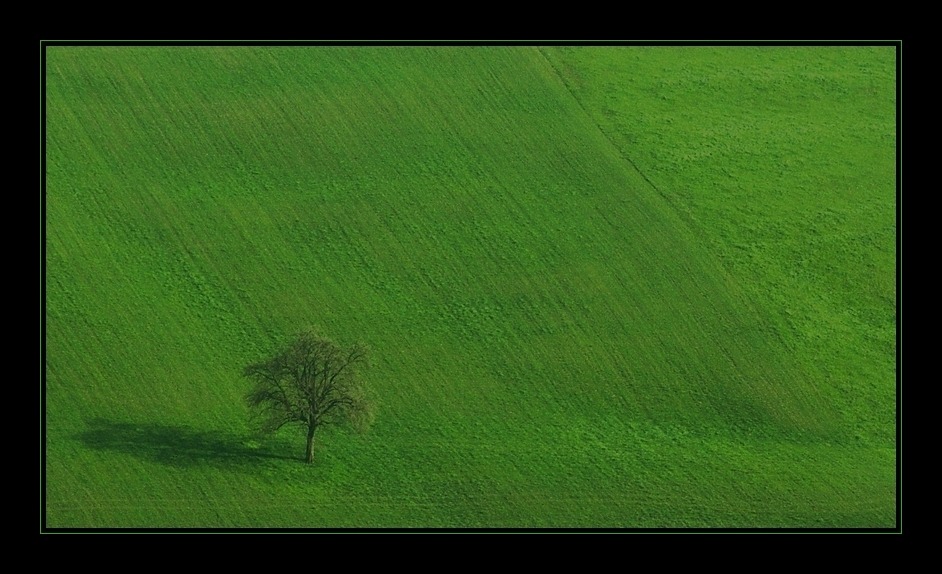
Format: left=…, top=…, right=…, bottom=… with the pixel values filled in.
left=45, top=46, right=896, bottom=527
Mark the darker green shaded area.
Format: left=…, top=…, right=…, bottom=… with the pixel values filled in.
left=76, top=418, right=296, bottom=470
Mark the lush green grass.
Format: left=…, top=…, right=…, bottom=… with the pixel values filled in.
left=543, top=46, right=897, bottom=445
left=45, top=46, right=896, bottom=527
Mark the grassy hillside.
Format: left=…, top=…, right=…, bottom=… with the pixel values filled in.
left=543, top=46, right=897, bottom=446
left=45, top=46, right=896, bottom=527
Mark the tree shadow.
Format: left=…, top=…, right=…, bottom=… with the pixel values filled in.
left=75, top=418, right=298, bottom=471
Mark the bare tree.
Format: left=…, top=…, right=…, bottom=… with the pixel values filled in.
left=244, top=330, right=372, bottom=463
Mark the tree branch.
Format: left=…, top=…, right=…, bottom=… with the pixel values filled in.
left=243, top=330, right=373, bottom=462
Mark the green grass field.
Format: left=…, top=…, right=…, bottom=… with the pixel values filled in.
left=44, top=45, right=897, bottom=528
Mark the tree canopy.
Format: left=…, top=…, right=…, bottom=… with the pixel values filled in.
left=244, top=330, right=372, bottom=463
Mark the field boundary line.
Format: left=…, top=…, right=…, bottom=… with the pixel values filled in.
left=534, top=47, right=841, bottom=429
left=535, top=48, right=708, bottom=243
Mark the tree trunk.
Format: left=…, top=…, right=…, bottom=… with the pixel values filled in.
left=305, top=426, right=316, bottom=464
